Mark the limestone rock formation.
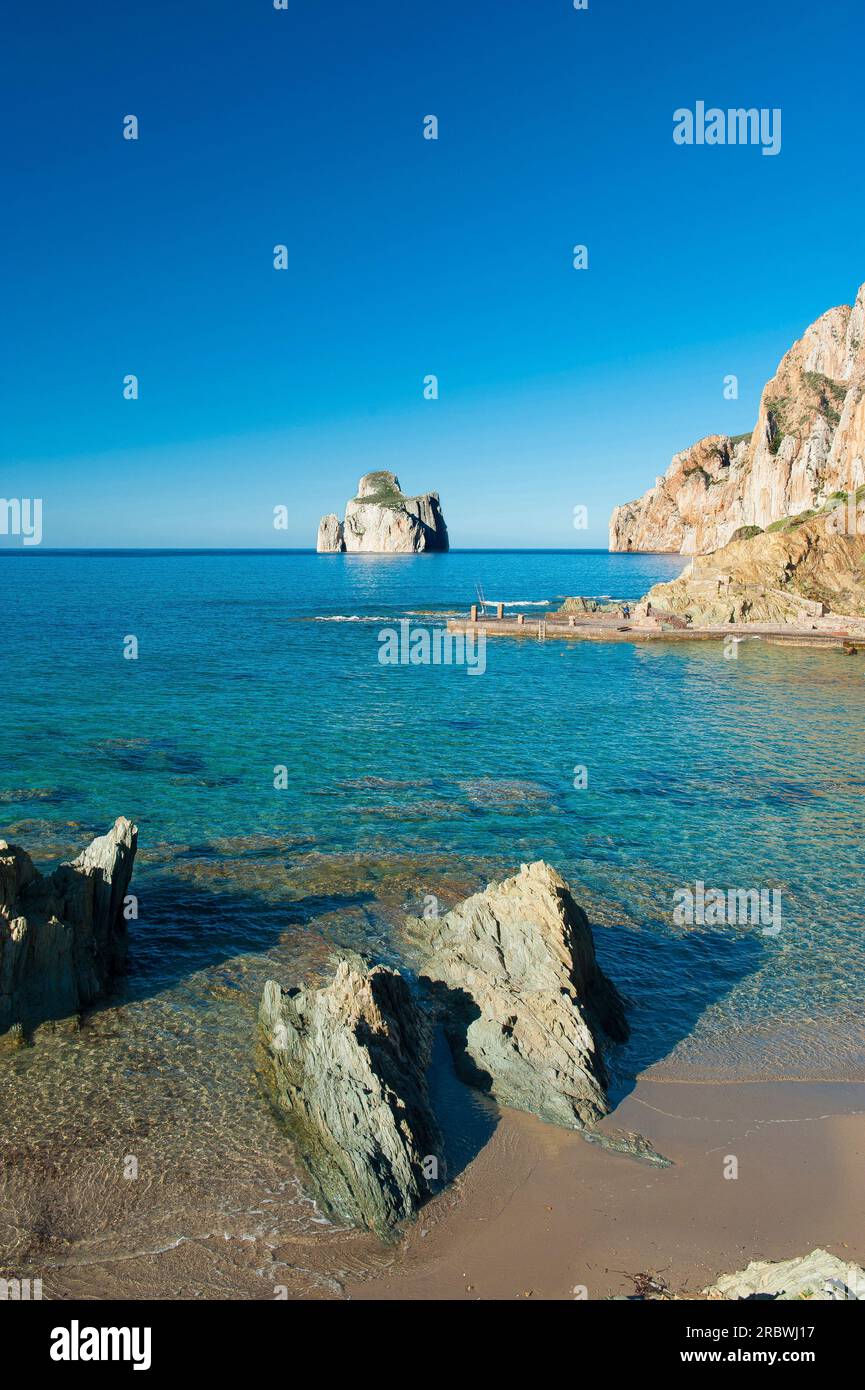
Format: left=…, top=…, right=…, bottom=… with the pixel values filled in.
left=610, top=279, right=865, bottom=554
left=316, top=513, right=344, bottom=553
left=705, top=1249, right=865, bottom=1301
left=316, top=471, right=449, bottom=553
left=258, top=959, right=444, bottom=1234
left=0, top=817, right=138, bottom=1036
left=414, top=861, right=629, bottom=1128
left=641, top=505, right=865, bottom=626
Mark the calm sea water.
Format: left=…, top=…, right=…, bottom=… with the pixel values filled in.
left=2, top=549, right=864, bottom=1294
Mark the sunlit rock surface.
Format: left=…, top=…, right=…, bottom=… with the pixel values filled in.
left=611, top=280, right=865, bottom=554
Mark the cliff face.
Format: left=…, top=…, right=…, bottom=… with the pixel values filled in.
left=0, top=817, right=138, bottom=1036
left=317, top=471, right=449, bottom=553
left=610, top=280, right=865, bottom=554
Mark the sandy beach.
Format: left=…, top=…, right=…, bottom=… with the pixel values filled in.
left=346, top=1078, right=865, bottom=1301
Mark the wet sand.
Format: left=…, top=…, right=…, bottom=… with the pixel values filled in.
left=346, top=1078, right=865, bottom=1300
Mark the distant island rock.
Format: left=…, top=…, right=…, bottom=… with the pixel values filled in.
left=316, top=471, right=449, bottom=553
left=610, top=278, right=865, bottom=555
left=0, top=817, right=138, bottom=1037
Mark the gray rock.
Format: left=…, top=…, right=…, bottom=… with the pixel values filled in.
left=259, top=959, right=445, bottom=1235
left=316, top=471, right=449, bottom=553
left=414, top=861, right=628, bottom=1128
left=0, top=817, right=138, bottom=1036
left=706, top=1249, right=865, bottom=1301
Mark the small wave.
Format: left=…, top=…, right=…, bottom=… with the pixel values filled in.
left=315, top=615, right=393, bottom=623
left=481, top=599, right=550, bottom=608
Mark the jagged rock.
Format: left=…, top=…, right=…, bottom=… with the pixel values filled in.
left=0, top=817, right=138, bottom=1036
left=316, top=471, right=449, bottom=553
left=705, top=1249, right=865, bottom=1301
left=414, top=861, right=629, bottom=1128
left=610, top=279, right=865, bottom=554
left=258, top=959, right=444, bottom=1235
left=642, top=506, right=865, bottom=625
left=316, top=513, right=345, bottom=553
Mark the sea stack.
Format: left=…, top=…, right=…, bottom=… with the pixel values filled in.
left=0, top=817, right=138, bottom=1036
left=316, top=471, right=449, bottom=553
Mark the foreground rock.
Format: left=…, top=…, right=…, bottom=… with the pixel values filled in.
left=706, top=1249, right=865, bottom=1301
left=317, top=471, right=449, bottom=553
left=0, top=817, right=138, bottom=1036
left=610, top=278, right=865, bottom=554
left=640, top=506, right=865, bottom=626
left=258, top=960, right=444, bottom=1234
left=414, top=861, right=629, bottom=1128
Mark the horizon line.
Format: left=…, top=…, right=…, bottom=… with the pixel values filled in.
left=0, top=546, right=667, bottom=557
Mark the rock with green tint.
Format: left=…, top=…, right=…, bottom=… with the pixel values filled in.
left=259, top=959, right=445, bottom=1235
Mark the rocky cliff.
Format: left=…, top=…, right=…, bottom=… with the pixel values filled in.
left=0, top=817, right=138, bottom=1036
left=413, top=861, right=629, bottom=1128
left=316, top=471, right=449, bottom=553
left=610, top=279, right=865, bottom=554
left=641, top=504, right=865, bottom=626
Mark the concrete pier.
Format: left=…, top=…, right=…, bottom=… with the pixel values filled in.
left=447, top=610, right=861, bottom=650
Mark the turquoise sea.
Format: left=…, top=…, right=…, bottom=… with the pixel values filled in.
left=2, top=549, right=864, bottom=1294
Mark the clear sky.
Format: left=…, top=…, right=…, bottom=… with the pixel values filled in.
left=4, top=0, right=864, bottom=548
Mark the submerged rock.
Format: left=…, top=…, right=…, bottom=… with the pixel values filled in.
left=317, top=471, right=449, bottom=553
left=0, top=817, right=138, bottom=1036
left=705, top=1249, right=865, bottom=1301
left=259, top=959, right=444, bottom=1235
left=414, top=861, right=629, bottom=1128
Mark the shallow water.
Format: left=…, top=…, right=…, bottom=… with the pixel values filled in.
left=2, top=549, right=864, bottom=1295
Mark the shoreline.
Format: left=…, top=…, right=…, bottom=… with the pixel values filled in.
left=344, top=1075, right=865, bottom=1301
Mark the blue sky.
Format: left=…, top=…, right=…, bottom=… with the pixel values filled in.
left=3, top=0, right=864, bottom=547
